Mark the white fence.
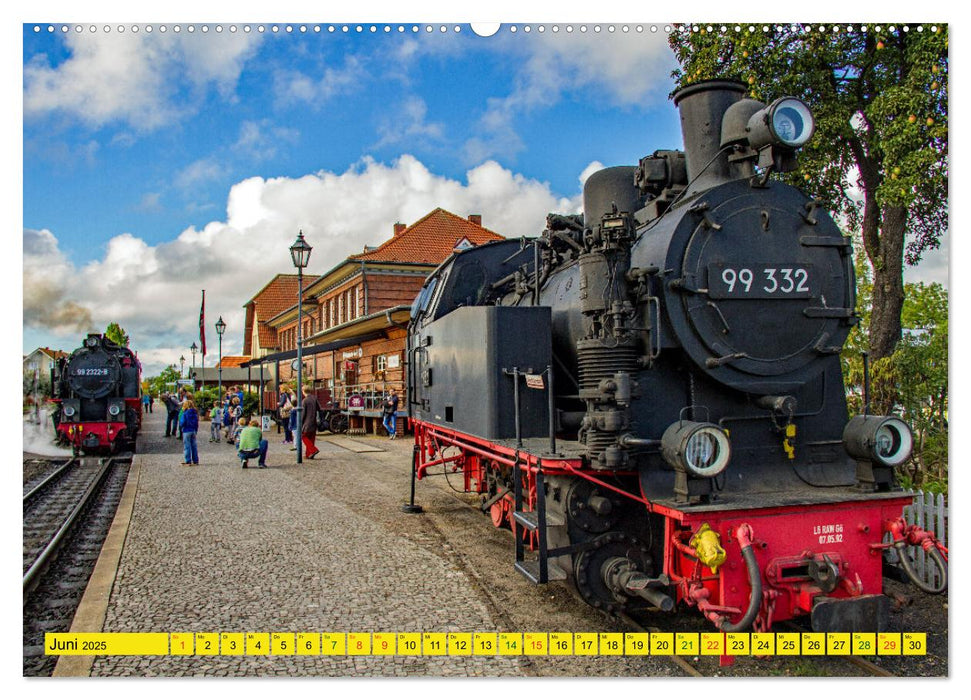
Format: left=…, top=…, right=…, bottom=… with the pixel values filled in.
left=884, top=490, right=948, bottom=589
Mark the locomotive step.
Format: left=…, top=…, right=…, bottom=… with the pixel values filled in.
left=514, top=560, right=567, bottom=584
left=512, top=510, right=565, bottom=531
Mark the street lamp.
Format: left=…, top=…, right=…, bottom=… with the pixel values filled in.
left=215, top=316, right=226, bottom=404
left=190, top=342, right=198, bottom=388
left=179, top=355, right=185, bottom=380
left=290, top=230, right=312, bottom=464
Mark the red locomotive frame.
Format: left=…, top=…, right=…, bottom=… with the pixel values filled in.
left=411, top=419, right=939, bottom=631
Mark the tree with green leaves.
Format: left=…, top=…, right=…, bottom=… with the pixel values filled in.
left=669, top=23, right=947, bottom=360
left=105, top=322, right=130, bottom=347
left=842, top=248, right=948, bottom=491
left=145, top=365, right=180, bottom=398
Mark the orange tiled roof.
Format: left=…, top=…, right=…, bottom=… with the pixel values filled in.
left=243, top=274, right=313, bottom=353
left=216, top=355, right=251, bottom=368
left=350, top=208, right=504, bottom=264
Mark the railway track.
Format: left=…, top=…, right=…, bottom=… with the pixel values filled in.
left=23, top=456, right=131, bottom=676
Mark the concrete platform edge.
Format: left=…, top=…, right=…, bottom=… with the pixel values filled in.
left=52, top=454, right=142, bottom=677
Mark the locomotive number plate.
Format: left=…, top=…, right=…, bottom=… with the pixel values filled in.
left=74, top=368, right=110, bottom=376
left=707, top=263, right=817, bottom=299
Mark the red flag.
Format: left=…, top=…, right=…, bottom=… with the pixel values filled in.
left=199, top=290, right=207, bottom=358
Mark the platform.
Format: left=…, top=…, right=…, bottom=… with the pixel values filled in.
left=63, top=410, right=525, bottom=677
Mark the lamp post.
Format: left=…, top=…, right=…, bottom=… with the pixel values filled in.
left=179, top=355, right=185, bottom=381
left=215, top=316, right=226, bottom=405
left=190, top=342, right=198, bottom=388
left=290, top=230, right=312, bottom=464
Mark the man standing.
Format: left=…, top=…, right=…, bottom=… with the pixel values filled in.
left=164, top=393, right=180, bottom=437
left=382, top=388, right=399, bottom=440
left=301, top=386, right=320, bottom=459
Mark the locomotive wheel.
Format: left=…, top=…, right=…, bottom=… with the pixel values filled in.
left=490, top=497, right=511, bottom=529
left=573, top=532, right=653, bottom=614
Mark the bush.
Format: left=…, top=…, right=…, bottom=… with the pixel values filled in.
left=193, top=387, right=220, bottom=418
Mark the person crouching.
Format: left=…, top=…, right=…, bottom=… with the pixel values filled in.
left=237, top=416, right=268, bottom=469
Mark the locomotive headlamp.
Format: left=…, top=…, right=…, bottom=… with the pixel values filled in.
left=62, top=400, right=79, bottom=421
left=107, top=400, right=124, bottom=418
left=661, top=420, right=732, bottom=478
left=85, top=336, right=99, bottom=348
left=746, top=97, right=815, bottom=150
left=843, top=415, right=913, bottom=468
left=602, top=216, right=626, bottom=229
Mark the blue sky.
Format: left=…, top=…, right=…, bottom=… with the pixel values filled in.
left=21, top=17, right=949, bottom=376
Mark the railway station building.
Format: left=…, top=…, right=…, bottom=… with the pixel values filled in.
left=242, top=208, right=503, bottom=434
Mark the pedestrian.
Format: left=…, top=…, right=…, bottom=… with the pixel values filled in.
left=179, top=399, right=200, bottom=465
left=164, top=393, right=180, bottom=437
left=288, top=387, right=299, bottom=450
left=237, top=415, right=269, bottom=468
left=301, top=386, right=320, bottom=459
left=278, top=386, right=294, bottom=444
left=148, top=394, right=154, bottom=413
left=142, top=392, right=150, bottom=414
left=210, top=401, right=224, bottom=442
left=382, top=388, right=399, bottom=440
left=225, top=396, right=242, bottom=442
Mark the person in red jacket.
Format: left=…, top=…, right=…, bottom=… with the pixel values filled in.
left=301, top=386, right=320, bottom=460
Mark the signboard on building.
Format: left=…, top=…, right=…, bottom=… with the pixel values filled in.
left=387, top=353, right=400, bottom=369
left=347, top=394, right=365, bottom=410
left=342, top=348, right=363, bottom=359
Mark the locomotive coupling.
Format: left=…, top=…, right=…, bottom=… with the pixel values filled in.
left=600, top=557, right=675, bottom=611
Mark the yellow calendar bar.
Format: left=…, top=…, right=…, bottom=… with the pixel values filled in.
left=43, top=631, right=928, bottom=656
left=45, top=633, right=169, bottom=655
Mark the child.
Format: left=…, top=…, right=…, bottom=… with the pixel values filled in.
left=210, top=401, right=223, bottom=442
left=232, top=416, right=247, bottom=449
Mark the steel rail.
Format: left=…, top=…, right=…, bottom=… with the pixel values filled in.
left=23, top=458, right=114, bottom=597
left=23, top=458, right=78, bottom=506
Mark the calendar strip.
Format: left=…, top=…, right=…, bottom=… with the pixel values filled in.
left=44, top=631, right=927, bottom=657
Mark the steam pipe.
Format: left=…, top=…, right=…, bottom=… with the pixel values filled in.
left=719, top=523, right=762, bottom=632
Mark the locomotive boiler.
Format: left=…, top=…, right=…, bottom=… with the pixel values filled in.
left=51, top=333, right=142, bottom=455
left=406, top=79, right=946, bottom=632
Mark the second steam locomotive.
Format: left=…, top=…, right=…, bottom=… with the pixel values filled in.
left=406, top=80, right=946, bottom=632
left=51, top=333, right=142, bottom=455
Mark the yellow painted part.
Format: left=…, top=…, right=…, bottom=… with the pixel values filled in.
left=784, top=423, right=797, bottom=460
left=689, top=523, right=727, bottom=574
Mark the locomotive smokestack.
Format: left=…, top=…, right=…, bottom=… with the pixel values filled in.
left=673, top=80, right=747, bottom=195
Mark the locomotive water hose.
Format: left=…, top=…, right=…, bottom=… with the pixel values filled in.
left=894, top=541, right=947, bottom=595
left=718, top=524, right=762, bottom=632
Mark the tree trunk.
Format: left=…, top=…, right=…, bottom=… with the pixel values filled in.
left=868, top=204, right=906, bottom=361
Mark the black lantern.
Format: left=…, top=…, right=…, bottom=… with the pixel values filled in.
left=216, top=316, right=226, bottom=403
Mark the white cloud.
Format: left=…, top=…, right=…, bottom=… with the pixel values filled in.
left=372, top=96, right=445, bottom=149
left=465, top=31, right=676, bottom=162
left=24, top=31, right=262, bottom=131
left=175, top=158, right=225, bottom=190
left=233, top=120, right=300, bottom=162
left=273, top=55, right=364, bottom=108
left=23, top=156, right=581, bottom=375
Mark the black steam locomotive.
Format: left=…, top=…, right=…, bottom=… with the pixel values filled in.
left=51, top=333, right=142, bottom=455
left=406, top=80, right=946, bottom=632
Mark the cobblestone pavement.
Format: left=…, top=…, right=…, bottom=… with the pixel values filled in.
left=92, top=411, right=525, bottom=677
